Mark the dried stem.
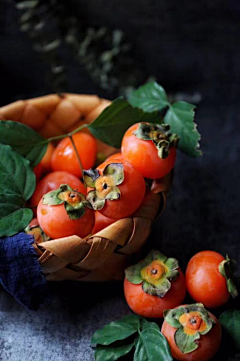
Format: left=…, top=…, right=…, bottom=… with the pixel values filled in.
left=69, top=135, right=84, bottom=182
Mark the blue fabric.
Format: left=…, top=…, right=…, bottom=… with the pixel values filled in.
left=0, top=232, right=48, bottom=309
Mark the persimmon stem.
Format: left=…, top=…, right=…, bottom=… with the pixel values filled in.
left=69, top=135, right=85, bottom=183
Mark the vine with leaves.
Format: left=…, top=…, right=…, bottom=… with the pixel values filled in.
left=14, top=0, right=142, bottom=94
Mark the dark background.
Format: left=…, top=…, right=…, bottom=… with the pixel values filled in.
left=0, top=0, right=240, bottom=360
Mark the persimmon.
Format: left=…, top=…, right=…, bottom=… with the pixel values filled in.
left=124, top=250, right=186, bottom=318
left=84, top=160, right=146, bottom=219
left=161, top=304, right=222, bottom=361
left=92, top=211, right=116, bottom=234
left=121, top=122, right=177, bottom=179
left=33, top=162, right=43, bottom=181
left=186, top=250, right=238, bottom=308
left=40, top=142, right=54, bottom=173
left=30, top=171, right=86, bottom=209
left=37, top=184, right=94, bottom=239
left=105, top=152, right=123, bottom=163
left=51, top=132, right=97, bottom=177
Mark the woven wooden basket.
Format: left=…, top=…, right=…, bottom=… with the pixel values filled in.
left=0, top=94, right=171, bottom=282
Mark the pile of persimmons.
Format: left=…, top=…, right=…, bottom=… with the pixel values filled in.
left=30, top=122, right=176, bottom=239
left=29, top=121, right=237, bottom=361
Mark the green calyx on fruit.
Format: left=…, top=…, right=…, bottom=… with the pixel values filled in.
left=218, top=255, right=238, bottom=299
left=134, top=123, right=179, bottom=159
left=43, top=184, right=91, bottom=220
left=164, top=303, right=215, bottom=354
left=84, top=163, right=124, bottom=211
left=125, top=249, right=179, bottom=298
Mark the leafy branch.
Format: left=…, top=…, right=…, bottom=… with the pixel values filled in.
left=14, top=0, right=141, bottom=93
left=91, top=314, right=172, bottom=361
left=128, top=82, right=201, bottom=157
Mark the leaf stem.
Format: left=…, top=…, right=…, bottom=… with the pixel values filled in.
left=46, top=124, right=88, bottom=143
left=69, top=123, right=88, bottom=136
left=69, top=135, right=85, bottom=183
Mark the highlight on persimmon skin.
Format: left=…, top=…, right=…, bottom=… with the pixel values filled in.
left=186, top=250, right=232, bottom=308
left=88, top=159, right=146, bottom=220
left=30, top=171, right=86, bottom=209
left=161, top=306, right=222, bottom=361
left=121, top=123, right=176, bottom=179
left=37, top=198, right=94, bottom=239
left=51, top=132, right=97, bottom=177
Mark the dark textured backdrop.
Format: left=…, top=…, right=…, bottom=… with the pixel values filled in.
left=0, top=1, right=240, bottom=360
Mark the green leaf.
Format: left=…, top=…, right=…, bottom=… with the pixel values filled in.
left=164, top=101, right=201, bottom=157
left=128, top=82, right=169, bottom=112
left=219, top=309, right=240, bottom=350
left=0, top=144, right=35, bottom=236
left=134, top=329, right=173, bottom=361
left=91, top=315, right=140, bottom=346
left=0, top=120, right=48, bottom=167
left=0, top=208, right=33, bottom=237
left=95, top=342, right=134, bottom=361
left=88, top=98, right=161, bottom=148
left=0, top=144, right=36, bottom=200
left=174, top=327, right=200, bottom=354
left=141, top=319, right=160, bottom=332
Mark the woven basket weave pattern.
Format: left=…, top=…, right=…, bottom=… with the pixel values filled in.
left=0, top=94, right=171, bottom=282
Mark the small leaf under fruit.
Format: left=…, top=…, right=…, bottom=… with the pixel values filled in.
left=134, top=328, right=172, bottom=361
left=91, top=315, right=140, bottom=346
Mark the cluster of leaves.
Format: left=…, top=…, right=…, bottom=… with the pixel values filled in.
left=14, top=0, right=141, bottom=93
left=0, top=82, right=200, bottom=237
left=90, top=309, right=240, bottom=360
left=0, top=121, right=48, bottom=237
left=91, top=314, right=172, bottom=361
left=128, top=82, right=201, bottom=157
left=90, top=82, right=201, bottom=157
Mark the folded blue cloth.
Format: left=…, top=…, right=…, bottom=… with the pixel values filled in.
left=0, top=232, right=48, bottom=309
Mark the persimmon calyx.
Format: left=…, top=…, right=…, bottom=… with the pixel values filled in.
left=219, top=255, right=238, bottom=298
left=134, top=123, right=179, bottom=159
left=125, top=249, right=179, bottom=298
left=43, top=184, right=91, bottom=220
left=84, top=163, right=124, bottom=211
left=163, top=304, right=215, bottom=354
